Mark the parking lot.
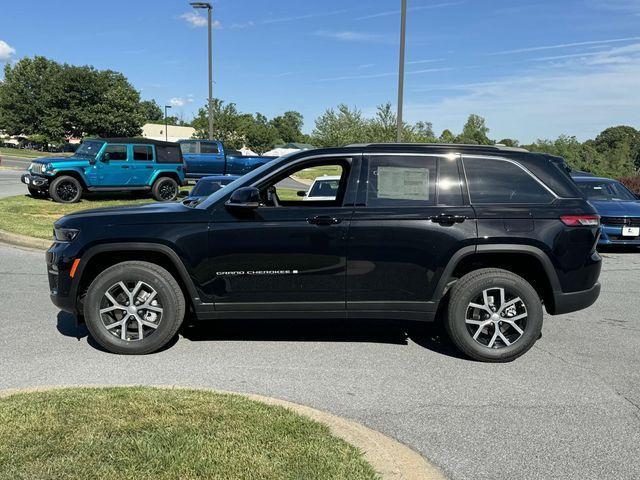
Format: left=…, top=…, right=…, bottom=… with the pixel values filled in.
left=0, top=243, right=637, bottom=479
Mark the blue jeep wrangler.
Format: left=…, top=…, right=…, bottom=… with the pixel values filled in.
left=21, top=138, right=186, bottom=203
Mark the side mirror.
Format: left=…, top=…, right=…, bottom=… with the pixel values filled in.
left=297, top=190, right=307, bottom=197
left=225, top=187, right=261, bottom=210
left=88, top=157, right=97, bottom=165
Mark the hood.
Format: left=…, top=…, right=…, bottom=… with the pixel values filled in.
left=33, top=156, right=82, bottom=164
left=590, top=200, right=640, bottom=217
left=62, top=201, right=187, bottom=219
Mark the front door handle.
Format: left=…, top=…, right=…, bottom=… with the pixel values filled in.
left=121, top=165, right=130, bottom=169
left=430, top=214, right=467, bottom=225
left=307, top=216, right=342, bottom=226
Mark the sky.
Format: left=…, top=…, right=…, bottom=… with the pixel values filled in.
left=0, top=0, right=639, bottom=142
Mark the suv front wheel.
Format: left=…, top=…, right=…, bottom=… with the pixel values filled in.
left=445, top=268, right=543, bottom=362
left=50, top=175, right=82, bottom=203
left=84, top=261, right=185, bottom=354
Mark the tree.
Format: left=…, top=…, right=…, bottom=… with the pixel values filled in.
left=592, top=126, right=640, bottom=171
left=0, top=56, right=143, bottom=142
left=457, top=114, right=491, bottom=144
left=246, top=113, right=280, bottom=154
left=439, top=129, right=456, bottom=143
left=498, top=138, right=519, bottom=147
left=139, top=100, right=164, bottom=123
left=192, top=99, right=249, bottom=149
left=312, top=104, right=369, bottom=147
left=270, top=111, right=304, bottom=144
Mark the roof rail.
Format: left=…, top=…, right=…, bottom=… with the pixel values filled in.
left=345, top=142, right=529, bottom=153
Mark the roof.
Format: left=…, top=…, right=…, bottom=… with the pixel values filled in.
left=86, top=137, right=180, bottom=148
left=346, top=142, right=529, bottom=153
left=572, top=176, right=617, bottom=182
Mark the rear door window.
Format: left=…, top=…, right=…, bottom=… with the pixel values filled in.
left=133, top=145, right=153, bottom=161
left=366, top=156, right=436, bottom=207
left=201, top=142, right=220, bottom=154
left=180, top=142, right=198, bottom=155
left=463, top=156, right=554, bottom=204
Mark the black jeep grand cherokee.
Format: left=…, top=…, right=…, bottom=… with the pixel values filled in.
left=47, top=144, right=601, bottom=362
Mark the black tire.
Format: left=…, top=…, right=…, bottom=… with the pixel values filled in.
left=49, top=175, right=82, bottom=203
left=28, top=186, right=48, bottom=199
left=152, top=177, right=178, bottom=202
left=445, top=268, right=543, bottom=362
left=84, top=261, right=185, bottom=355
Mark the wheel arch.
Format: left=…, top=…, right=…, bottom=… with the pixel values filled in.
left=73, top=243, right=201, bottom=315
left=436, top=244, right=561, bottom=309
left=51, top=170, right=88, bottom=190
left=150, top=171, right=181, bottom=185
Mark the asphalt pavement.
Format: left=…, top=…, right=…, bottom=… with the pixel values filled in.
left=0, top=244, right=638, bottom=480
left=0, top=169, right=27, bottom=199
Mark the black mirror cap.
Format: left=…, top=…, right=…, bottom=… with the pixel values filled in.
left=297, top=190, right=307, bottom=197
left=226, top=186, right=261, bottom=210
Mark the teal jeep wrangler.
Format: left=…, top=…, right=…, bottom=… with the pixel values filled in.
left=21, top=138, right=187, bottom=203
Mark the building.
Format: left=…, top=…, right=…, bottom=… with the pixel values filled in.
left=142, top=123, right=195, bottom=143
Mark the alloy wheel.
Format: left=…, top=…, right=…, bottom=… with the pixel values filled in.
left=159, top=181, right=177, bottom=200
left=465, top=287, right=527, bottom=349
left=56, top=181, right=79, bottom=202
left=99, top=281, right=163, bottom=341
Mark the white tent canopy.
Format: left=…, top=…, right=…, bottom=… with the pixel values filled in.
left=262, top=147, right=300, bottom=158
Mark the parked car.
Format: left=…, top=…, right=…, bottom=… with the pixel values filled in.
left=21, top=138, right=186, bottom=203
left=573, top=176, right=640, bottom=246
left=179, top=140, right=274, bottom=179
left=301, top=175, right=341, bottom=201
left=182, top=175, right=240, bottom=206
left=47, top=143, right=601, bottom=361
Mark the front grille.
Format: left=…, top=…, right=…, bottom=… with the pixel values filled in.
left=32, top=163, right=44, bottom=174
left=601, top=216, right=640, bottom=227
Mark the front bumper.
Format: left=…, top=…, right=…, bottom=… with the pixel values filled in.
left=21, top=173, right=49, bottom=188
left=46, top=243, right=80, bottom=315
left=549, top=282, right=601, bottom=315
left=598, top=225, right=640, bottom=245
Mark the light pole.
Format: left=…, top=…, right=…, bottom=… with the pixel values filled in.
left=190, top=1, right=214, bottom=140
left=164, top=105, right=172, bottom=142
left=396, top=0, right=407, bottom=142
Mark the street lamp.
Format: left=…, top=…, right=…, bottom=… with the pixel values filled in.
left=396, top=0, right=407, bottom=142
left=164, top=105, right=172, bottom=142
left=190, top=1, right=214, bottom=140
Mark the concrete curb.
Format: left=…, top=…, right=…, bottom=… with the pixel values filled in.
left=0, top=229, right=49, bottom=251
left=0, top=385, right=446, bottom=480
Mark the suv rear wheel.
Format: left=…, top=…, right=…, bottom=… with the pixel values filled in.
left=445, top=268, right=543, bottom=362
left=152, top=177, right=179, bottom=202
left=84, top=261, right=185, bottom=354
left=50, top=175, right=82, bottom=203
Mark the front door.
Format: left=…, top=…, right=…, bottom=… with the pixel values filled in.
left=95, top=144, right=132, bottom=186
left=205, top=155, right=360, bottom=312
left=347, top=153, right=477, bottom=314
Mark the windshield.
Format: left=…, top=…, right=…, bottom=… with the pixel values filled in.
left=191, top=178, right=236, bottom=197
left=74, top=140, right=104, bottom=158
left=576, top=180, right=637, bottom=201
left=309, top=179, right=340, bottom=197
left=196, top=154, right=292, bottom=209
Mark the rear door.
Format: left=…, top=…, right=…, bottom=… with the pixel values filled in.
left=346, top=152, right=477, bottom=314
left=200, top=141, right=226, bottom=175
left=180, top=141, right=201, bottom=177
left=131, top=144, right=155, bottom=186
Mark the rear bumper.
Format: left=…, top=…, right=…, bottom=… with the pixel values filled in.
left=21, top=173, right=49, bottom=188
left=549, top=282, right=601, bottom=315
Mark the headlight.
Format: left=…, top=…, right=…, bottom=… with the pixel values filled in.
left=53, top=227, right=80, bottom=243
left=43, top=163, right=53, bottom=171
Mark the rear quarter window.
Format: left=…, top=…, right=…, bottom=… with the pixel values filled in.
left=464, top=156, right=554, bottom=204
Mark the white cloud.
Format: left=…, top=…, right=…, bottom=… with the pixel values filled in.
left=405, top=59, right=640, bottom=143
left=407, top=58, right=445, bottom=65
left=0, top=40, right=16, bottom=62
left=169, top=97, right=194, bottom=107
left=262, top=9, right=347, bottom=24
left=314, top=30, right=394, bottom=44
left=230, top=21, right=255, bottom=29
left=488, top=36, right=640, bottom=55
left=180, top=12, right=221, bottom=29
left=319, top=67, right=451, bottom=82
left=356, top=2, right=463, bottom=20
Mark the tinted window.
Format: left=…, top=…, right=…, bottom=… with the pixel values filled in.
left=438, top=157, right=463, bottom=206
left=191, top=179, right=233, bottom=197
left=367, top=156, right=436, bottom=207
left=133, top=145, right=153, bottom=161
left=201, top=142, right=219, bottom=154
left=576, top=180, right=636, bottom=201
left=103, top=145, right=127, bottom=161
left=180, top=142, right=197, bottom=154
left=309, top=179, right=340, bottom=198
left=464, top=157, right=553, bottom=204
left=157, top=146, right=181, bottom=164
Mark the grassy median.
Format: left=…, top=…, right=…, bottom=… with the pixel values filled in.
left=0, top=387, right=378, bottom=480
left=0, top=194, right=154, bottom=239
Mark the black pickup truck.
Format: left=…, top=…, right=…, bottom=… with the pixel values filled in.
left=46, top=143, right=601, bottom=361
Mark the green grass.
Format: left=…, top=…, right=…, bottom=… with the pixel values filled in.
left=0, top=387, right=379, bottom=480
left=0, top=147, right=70, bottom=159
left=0, top=194, right=154, bottom=239
left=293, top=166, right=342, bottom=182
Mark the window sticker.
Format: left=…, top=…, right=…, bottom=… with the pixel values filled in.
left=376, top=167, right=430, bottom=200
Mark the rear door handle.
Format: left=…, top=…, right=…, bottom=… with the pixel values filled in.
left=430, top=214, right=467, bottom=225
left=307, top=216, right=342, bottom=226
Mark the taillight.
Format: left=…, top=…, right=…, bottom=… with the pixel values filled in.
left=560, top=215, right=600, bottom=227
